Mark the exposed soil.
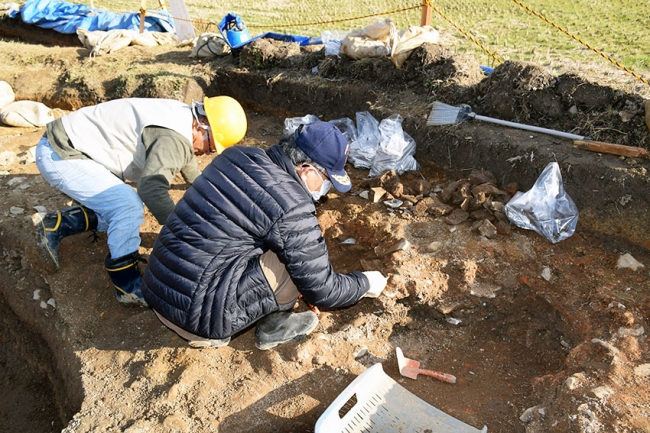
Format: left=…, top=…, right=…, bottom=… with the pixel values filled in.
left=1, top=17, right=649, bottom=433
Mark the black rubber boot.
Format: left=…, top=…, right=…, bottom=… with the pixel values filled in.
left=105, top=252, right=148, bottom=306
left=32, top=206, right=98, bottom=268
left=254, top=311, right=319, bottom=350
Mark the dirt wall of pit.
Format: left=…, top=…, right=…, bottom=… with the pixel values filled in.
left=207, top=68, right=649, bottom=248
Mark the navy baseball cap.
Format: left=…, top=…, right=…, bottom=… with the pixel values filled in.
left=294, top=121, right=352, bottom=192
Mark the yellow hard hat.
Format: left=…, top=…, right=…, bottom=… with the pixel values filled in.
left=203, top=96, right=247, bottom=153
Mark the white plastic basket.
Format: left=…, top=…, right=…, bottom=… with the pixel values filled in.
left=315, top=363, right=487, bottom=433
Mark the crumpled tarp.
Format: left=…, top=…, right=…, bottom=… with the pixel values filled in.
left=77, top=28, right=176, bottom=57
left=8, top=0, right=175, bottom=34
left=225, top=31, right=322, bottom=50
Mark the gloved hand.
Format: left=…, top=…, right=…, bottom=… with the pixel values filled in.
left=361, top=271, right=388, bottom=298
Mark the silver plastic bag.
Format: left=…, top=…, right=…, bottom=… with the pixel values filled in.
left=329, top=117, right=357, bottom=145
left=504, top=162, right=579, bottom=243
left=283, top=114, right=321, bottom=137
left=368, top=114, right=420, bottom=177
left=349, top=111, right=381, bottom=169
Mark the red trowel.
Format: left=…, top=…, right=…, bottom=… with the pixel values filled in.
left=396, top=347, right=457, bottom=384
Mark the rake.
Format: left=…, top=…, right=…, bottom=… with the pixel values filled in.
left=427, top=101, right=589, bottom=140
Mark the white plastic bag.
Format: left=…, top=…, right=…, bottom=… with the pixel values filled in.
left=320, top=30, right=348, bottom=56
left=283, top=114, right=321, bottom=137
left=369, top=114, right=420, bottom=177
left=349, top=112, right=381, bottom=169
left=504, top=162, right=579, bottom=243
left=329, top=117, right=357, bottom=145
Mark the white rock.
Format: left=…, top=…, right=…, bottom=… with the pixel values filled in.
left=565, top=372, right=586, bottom=390
left=617, top=325, right=644, bottom=337
left=10, top=206, right=24, bottom=215
left=358, top=190, right=370, bottom=200
left=40, top=301, right=48, bottom=309
left=383, top=199, right=402, bottom=208
left=588, top=385, right=614, bottom=399
left=633, top=363, right=650, bottom=377
left=33, top=205, right=47, bottom=213
left=33, top=290, right=41, bottom=300
left=520, top=405, right=544, bottom=423
left=354, top=347, right=368, bottom=358
left=425, top=241, right=443, bottom=252
left=47, top=298, right=56, bottom=308
left=7, top=176, right=25, bottom=186
left=616, top=253, right=644, bottom=271
left=541, top=267, right=552, bottom=281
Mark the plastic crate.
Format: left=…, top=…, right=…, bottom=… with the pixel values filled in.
left=315, top=363, right=487, bottom=433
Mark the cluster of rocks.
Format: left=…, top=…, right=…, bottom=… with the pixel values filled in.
left=358, top=169, right=518, bottom=239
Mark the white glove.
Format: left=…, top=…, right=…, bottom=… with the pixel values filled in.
left=361, top=271, right=388, bottom=298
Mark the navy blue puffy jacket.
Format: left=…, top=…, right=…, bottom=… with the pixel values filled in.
left=142, top=144, right=369, bottom=339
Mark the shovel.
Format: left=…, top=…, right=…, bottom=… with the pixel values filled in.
left=396, top=347, right=457, bottom=384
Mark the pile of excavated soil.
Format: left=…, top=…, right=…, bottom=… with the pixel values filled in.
left=0, top=19, right=649, bottom=433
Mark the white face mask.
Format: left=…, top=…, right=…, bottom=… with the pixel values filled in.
left=311, top=179, right=332, bottom=201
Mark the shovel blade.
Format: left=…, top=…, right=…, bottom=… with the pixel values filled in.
left=396, top=347, right=421, bottom=379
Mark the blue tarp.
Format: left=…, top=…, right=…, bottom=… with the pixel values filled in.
left=258, top=32, right=322, bottom=47
left=8, top=0, right=175, bottom=34
left=218, top=12, right=321, bottom=49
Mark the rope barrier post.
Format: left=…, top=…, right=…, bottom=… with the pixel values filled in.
left=139, top=0, right=146, bottom=34
left=421, top=0, right=432, bottom=26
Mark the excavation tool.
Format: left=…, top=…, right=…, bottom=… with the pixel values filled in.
left=396, top=347, right=457, bottom=383
left=427, top=101, right=588, bottom=140
left=428, top=101, right=650, bottom=159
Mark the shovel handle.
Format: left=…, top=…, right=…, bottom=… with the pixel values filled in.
left=415, top=368, right=457, bottom=384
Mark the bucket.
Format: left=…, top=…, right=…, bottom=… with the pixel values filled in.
left=225, top=28, right=250, bottom=47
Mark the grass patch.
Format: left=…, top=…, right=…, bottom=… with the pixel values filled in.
left=77, top=0, right=649, bottom=80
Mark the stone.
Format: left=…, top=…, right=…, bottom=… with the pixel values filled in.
left=616, top=253, right=644, bottom=271
left=476, top=219, right=497, bottom=239
left=444, top=208, right=469, bottom=225
left=588, top=385, right=614, bottom=399
left=633, top=363, right=650, bottom=377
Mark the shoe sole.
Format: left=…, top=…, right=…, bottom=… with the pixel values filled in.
left=189, top=337, right=231, bottom=348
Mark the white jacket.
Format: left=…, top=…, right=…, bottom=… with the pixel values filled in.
left=61, top=98, right=193, bottom=181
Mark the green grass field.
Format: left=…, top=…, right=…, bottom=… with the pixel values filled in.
left=83, top=0, right=650, bottom=81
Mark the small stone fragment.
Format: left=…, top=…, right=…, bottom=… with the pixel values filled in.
left=541, top=267, right=552, bottom=281
left=616, top=253, right=644, bottom=271
left=445, top=208, right=469, bottom=225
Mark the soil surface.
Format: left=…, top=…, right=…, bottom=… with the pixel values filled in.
left=1, top=18, right=649, bottom=433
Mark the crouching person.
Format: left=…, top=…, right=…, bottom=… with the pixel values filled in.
left=142, top=121, right=388, bottom=350
left=33, top=96, right=247, bottom=306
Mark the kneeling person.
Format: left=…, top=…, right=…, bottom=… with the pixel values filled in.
left=142, top=121, right=387, bottom=350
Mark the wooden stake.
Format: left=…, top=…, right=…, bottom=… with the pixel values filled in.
left=420, top=0, right=432, bottom=26
left=139, top=0, right=146, bottom=34
left=573, top=139, right=650, bottom=160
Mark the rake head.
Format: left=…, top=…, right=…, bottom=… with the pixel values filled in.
left=427, top=101, right=474, bottom=126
